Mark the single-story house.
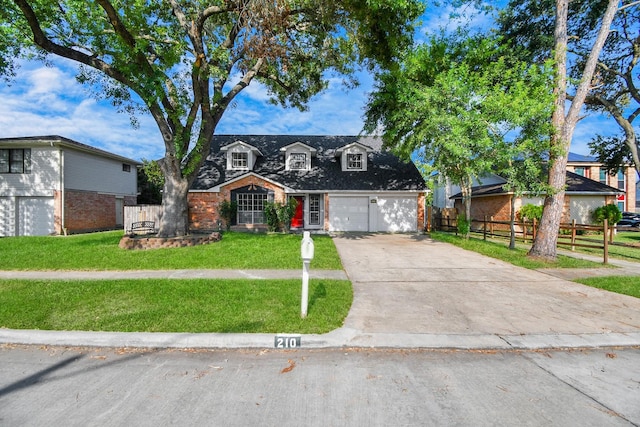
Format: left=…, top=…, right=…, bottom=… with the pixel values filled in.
left=448, top=171, right=624, bottom=224
left=0, top=136, right=140, bottom=236
left=189, top=135, right=427, bottom=232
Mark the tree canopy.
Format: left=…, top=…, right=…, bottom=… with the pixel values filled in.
left=364, top=34, right=554, bottom=238
left=498, top=0, right=640, bottom=176
left=1, top=0, right=424, bottom=236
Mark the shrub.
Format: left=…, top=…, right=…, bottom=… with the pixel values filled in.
left=518, top=204, right=543, bottom=222
left=592, top=204, right=622, bottom=225
left=264, top=198, right=298, bottom=232
left=264, top=202, right=280, bottom=232
left=218, top=200, right=237, bottom=231
left=277, top=197, right=298, bottom=231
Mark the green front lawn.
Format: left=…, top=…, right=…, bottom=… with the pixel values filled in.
left=0, top=231, right=342, bottom=270
left=0, top=278, right=352, bottom=333
left=430, top=231, right=603, bottom=269
left=574, top=276, right=640, bottom=299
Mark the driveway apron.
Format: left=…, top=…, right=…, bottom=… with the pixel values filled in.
left=331, top=234, right=640, bottom=338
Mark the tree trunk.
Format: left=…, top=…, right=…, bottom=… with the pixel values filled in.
left=157, top=162, right=191, bottom=237
left=529, top=0, right=618, bottom=260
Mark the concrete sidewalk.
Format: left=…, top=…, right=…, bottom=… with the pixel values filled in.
left=1, top=233, right=640, bottom=351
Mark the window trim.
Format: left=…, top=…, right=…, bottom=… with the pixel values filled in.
left=0, top=148, right=31, bottom=174
left=289, top=152, right=307, bottom=170
left=236, top=192, right=268, bottom=224
left=347, top=153, right=363, bottom=170
left=231, top=152, right=249, bottom=170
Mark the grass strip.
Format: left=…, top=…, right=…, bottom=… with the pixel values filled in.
left=430, top=231, right=603, bottom=269
left=0, top=231, right=342, bottom=271
left=0, top=279, right=352, bottom=334
left=575, top=276, right=640, bottom=299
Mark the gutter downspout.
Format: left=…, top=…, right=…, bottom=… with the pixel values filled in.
left=55, top=143, right=66, bottom=236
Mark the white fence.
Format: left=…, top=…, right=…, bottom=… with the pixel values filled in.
left=124, top=205, right=162, bottom=233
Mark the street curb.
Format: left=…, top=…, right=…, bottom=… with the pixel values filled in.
left=2, top=328, right=639, bottom=351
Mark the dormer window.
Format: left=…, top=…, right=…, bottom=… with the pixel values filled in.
left=289, top=153, right=307, bottom=170
left=222, top=141, right=262, bottom=171
left=232, top=152, right=248, bottom=169
left=336, top=142, right=372, bottom=172
left=347, top=153, right=363, bottom=170
left=281, top=142, right=316, bottom=171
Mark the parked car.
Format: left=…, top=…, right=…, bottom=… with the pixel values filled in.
left=617, top=218, right=640, bottom=228
left=622, top=211, right=640, bottom=221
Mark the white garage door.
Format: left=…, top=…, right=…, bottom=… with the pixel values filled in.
left=376, top=196, right=417, bottom=232
left=19, top=197, right=55, bottom=236
left=329, top=196, right=369, bottom=231
left=0, top=198, right=16, bottom=237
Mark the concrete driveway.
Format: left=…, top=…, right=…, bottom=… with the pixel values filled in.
left=331, top=233, right=640, bottom=348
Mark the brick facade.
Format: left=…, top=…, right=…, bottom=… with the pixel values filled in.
left=188, top=176, right=287, bottom=232
left=60, top=190, right=136, bottom=234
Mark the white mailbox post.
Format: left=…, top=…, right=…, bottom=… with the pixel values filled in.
left=300, top=231, right=314, bottom=318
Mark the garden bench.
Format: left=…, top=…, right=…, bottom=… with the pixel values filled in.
left=128, top=220, right=156, bottom=234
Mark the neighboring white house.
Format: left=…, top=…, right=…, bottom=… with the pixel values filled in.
left=0, top=136, right=140, bottom=236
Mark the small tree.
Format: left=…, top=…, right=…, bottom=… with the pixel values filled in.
left=218, top=200, right=237, bottom=231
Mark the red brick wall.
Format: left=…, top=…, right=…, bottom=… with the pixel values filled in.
left=417, top=193, right=426, bottom=230
left=454, top=195, right=512, bottom=222
left=188, top=176, right=287, bottom=232
left=64, top=190, right=117, bottom=233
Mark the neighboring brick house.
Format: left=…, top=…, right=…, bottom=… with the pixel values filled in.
left=0, top=136, right=140, bottom=236
left=566, top=152, right=636, bottom=213
left=189, top=135, right=427, bottom=233
left=448, top=171, right=623, bottom=224
left=433, top=152, right=633, bottom=225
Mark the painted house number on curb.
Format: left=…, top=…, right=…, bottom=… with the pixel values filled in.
left=275, top=335, right=301, bottom=348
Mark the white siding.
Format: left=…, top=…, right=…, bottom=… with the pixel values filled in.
left=64, top=150, right=137, bottom=195
left=0, top=197, right=15, bottom=236
left=570, top=196, right=604, bottom=224
left=0, top=146, right=60, bottom=197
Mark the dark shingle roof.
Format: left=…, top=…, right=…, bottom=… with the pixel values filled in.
left=191, top=135, right=426, bottom=191
left=450, top=171, right=623, bottom=199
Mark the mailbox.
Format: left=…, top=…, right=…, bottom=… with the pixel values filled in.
left=301, top=231, right=314, bottom=261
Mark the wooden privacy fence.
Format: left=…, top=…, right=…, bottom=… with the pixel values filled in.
left=124, top=205, right=162, bottom=234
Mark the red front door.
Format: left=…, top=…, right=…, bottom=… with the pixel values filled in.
left=291, top=196, right=304, bottom=228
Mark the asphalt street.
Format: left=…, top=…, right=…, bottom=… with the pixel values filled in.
left=0, top=345, right=639, bottom=426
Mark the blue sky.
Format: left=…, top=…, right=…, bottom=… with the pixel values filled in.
left=0, top=3, right=622, bottom=162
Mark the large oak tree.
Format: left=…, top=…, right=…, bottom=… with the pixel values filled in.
left=0, top=0, right=423, bottom=237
